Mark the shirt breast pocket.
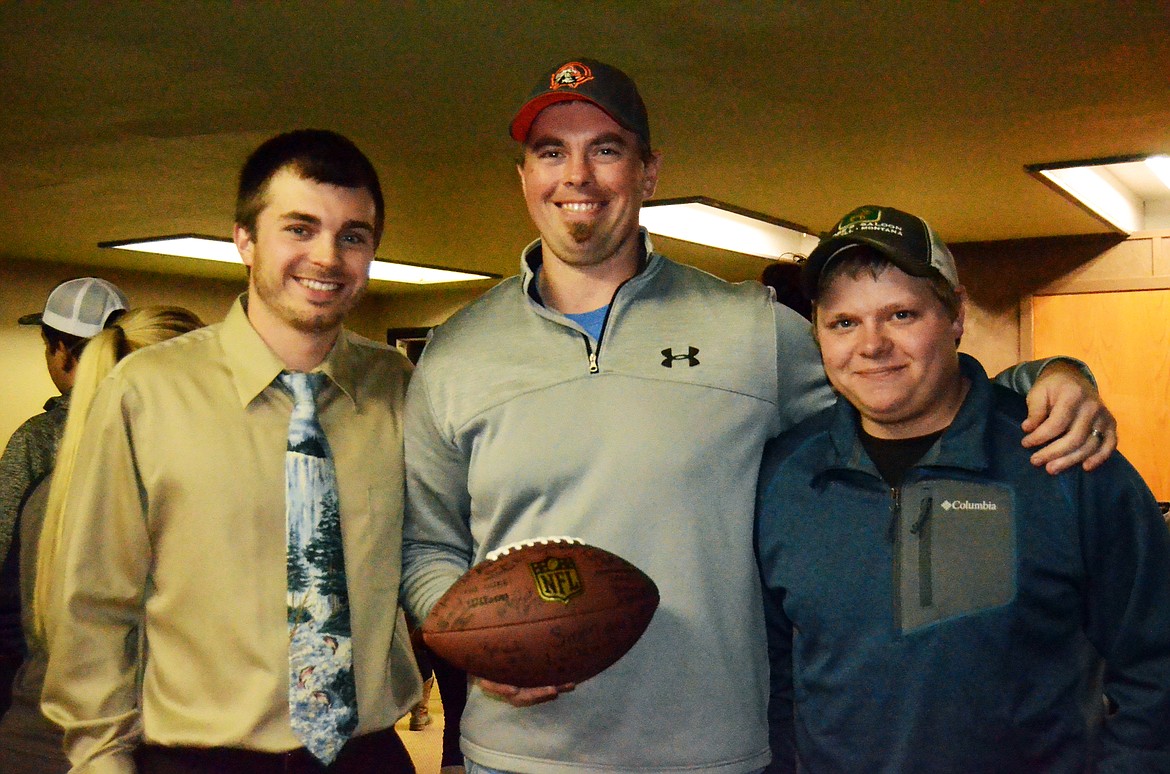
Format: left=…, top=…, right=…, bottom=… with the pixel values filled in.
left=898, top=481, right=1016, bottom=633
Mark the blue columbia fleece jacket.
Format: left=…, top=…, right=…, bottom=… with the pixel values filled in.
left=756, top=354, right=1170, bottom=773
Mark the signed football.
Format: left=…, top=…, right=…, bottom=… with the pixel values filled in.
left=421, top=536, right=659, bottom=687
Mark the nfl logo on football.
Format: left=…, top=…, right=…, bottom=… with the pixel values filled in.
left=529, top=557, right=584, bottom=604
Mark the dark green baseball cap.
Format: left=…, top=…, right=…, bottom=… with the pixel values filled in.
left=802, top=205, right=960, bottom=299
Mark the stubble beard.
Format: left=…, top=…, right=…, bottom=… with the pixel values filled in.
left=252, top=266, right=360, bottom=335
left=288, top=305, right=348, bottom=334
left=291, top=280, right=365, bottom=334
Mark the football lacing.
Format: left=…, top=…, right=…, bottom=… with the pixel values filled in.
left=486, top=535, right=584, bottom=561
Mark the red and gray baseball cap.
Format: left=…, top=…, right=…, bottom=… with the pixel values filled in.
left=18, top=277, right=129, bottom=338
left=510, top=58, right=650, bottom=148
left=802, top=205, right=960, bottom=299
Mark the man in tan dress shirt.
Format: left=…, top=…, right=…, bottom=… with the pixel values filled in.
left=42, top=130, right=421, bottom=773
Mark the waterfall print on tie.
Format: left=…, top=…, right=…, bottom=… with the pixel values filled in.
left=282, top=372, right=357, bottom=764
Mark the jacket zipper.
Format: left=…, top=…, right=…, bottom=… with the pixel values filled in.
left=581, top=274, right=633, bottom=375
left=886, top=487, right=901, bottom=542
left=888, top=486, right=902, bottom=628
left=586, top=344, right=598, bottom=374
left=909, top=496, right=933, bottom=608
left=890, top=488, right=935, bottom=625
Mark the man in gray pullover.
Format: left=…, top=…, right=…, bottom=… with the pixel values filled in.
left=401, top=58, right=1116, bottom=774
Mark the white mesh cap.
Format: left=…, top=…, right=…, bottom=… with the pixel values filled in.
left=19, top=277, right=130, bottom=338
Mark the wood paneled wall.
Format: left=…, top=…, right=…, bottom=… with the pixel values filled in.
left=1033, top=289, right=1170, bottom=499
left=1028, top=231, right=1170, bottom=500
left=953, top=230, right=1170, bottom=500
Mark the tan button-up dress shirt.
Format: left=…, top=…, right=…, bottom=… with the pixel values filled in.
left=42, top=299, right=421, bottom=774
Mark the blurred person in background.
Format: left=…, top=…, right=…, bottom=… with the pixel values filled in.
left=0, top=306, right=203, bottom=774
left=0, top=277, right=128, bottom=715
left=760, top=259, right=811, bottom=322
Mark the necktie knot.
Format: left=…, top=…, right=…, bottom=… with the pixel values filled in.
left=280, top=371, right=326, bottom=411
left=281, top=373, right=330, bottom=459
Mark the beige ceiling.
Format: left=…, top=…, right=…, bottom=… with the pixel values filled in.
left=2, top=2, right=1169, bottom=295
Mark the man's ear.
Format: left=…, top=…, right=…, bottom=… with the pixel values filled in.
left=952, top=285, right=968, bottom=345
left=234, top=223, right=256, bottom=270
left=517, top=160, right=528, bottom=196
left=641, top=150, right=662, bottom=200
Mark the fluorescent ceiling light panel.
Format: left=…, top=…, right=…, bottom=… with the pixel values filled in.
left=1146, top=155, right=1170, bottom=189
left=1037, top=167, right=1142, bottom=233
left=640, top=197, right=819, bottom=259
left=99, top=235, right=497, bottom=285
left=105, top=235, right=241, bottom=263
left=1028, top=154, right=1170, bottom=234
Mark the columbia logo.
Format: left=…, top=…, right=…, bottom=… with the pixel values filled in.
left=940, top=499, right=998, bottom=511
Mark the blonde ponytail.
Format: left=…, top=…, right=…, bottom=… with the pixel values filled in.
left=34, top=306, right=204, bottom=641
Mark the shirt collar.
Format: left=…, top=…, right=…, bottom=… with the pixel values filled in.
left=218, top=295, right=360, bottom=409
left=520, top=227, right=658, bottom=304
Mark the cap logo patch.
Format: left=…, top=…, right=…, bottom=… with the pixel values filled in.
left=550, top=62, right=594, bottom=90
left=837, top=205, right=879, bottom=233
left=835, top=206, right=903, bottom=239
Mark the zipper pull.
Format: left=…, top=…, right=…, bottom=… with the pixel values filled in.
left=588, top=351, right=599, bottom=374
left=909, top=496, right=933, bottom=535
left=886, top=487, right=900, bottom=542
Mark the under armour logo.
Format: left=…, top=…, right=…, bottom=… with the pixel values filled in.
left=661, top=347, right=700, bottom=367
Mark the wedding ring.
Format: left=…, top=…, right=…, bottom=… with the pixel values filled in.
left=1090, top=428, right=1103, bottom=440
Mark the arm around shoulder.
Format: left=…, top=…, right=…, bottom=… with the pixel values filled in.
left=994, top=357, right=1116, bottom=474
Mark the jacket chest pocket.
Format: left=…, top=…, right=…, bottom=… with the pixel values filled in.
left=896, top=482, right=1015, bottom=633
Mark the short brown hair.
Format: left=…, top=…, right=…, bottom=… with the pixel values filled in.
left=811, top=245, right=962, bottom=324
left=235, top=129, right=384, bottom=246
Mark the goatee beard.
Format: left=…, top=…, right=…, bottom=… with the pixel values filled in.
left=568, top=221, right=595, bottom=243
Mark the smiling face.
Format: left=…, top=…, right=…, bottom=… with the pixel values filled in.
left=518, top=101, right=659, bottom=275
left=235, top=167, right=376, bottom=349
left=814, top=262, right=968, bottom=439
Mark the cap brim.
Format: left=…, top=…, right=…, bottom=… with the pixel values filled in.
left=17, top=313, right=43, bottom=326
left=510, top=92, right=607, bottom=142
left=803, top=235, right=936, bottom=299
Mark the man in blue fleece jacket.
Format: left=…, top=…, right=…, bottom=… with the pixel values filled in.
left=757, top=204, right=1170, bottom=773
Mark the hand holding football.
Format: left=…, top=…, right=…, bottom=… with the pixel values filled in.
left=421, top=537, right=659, bottom=688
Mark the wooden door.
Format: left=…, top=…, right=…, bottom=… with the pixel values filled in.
left=1031, top=289, right=1170, bottom=501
